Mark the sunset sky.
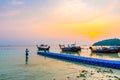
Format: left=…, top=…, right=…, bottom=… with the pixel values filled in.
left=0, top=0, right=120, bottom=45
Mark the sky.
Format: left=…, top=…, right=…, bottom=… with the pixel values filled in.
left=0, top=0, right=120, bottom=46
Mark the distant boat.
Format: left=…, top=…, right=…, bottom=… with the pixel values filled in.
left=36, top=44, right=50, bottom=51
left=59, top=44, right=81, bottom=52
left=90, top=46, right=120, bottom=53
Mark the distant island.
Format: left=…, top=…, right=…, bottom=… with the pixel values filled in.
left=93, top=38, right=120, bottom=46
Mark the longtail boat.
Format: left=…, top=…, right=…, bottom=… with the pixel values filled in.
left=59, top=44, right=81, bottom=52
left=90, top=46, right=120, bottom=53
left=36, top=44, right=50, bottom=51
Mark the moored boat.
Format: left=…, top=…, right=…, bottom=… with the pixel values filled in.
left=36, top=44, right=50, bottom=51
left=59, top=44, right=81, bottom=52
left=90, top=46, right=120, bottom=53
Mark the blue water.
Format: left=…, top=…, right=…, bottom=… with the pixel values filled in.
left=0, top=46, right=120, bottom=80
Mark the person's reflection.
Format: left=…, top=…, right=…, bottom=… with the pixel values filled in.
left=25, top=56, right=29, bottom=64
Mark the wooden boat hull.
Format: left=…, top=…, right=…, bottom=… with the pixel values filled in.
left=91, top=50, right=119, bottom=53
left=61, top=48, right=80, bottom=52
left=37, top=47, right=50, bottom=51
left=92, top=50, right=119, bottom=54
left=59, top=44, right=81, bottom=52
left=36, top=45, right=50, bottom=51
left=90, top=46, right=120, bottom=53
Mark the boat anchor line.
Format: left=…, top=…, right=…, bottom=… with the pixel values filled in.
left=37, top=52, right=120, bottom=69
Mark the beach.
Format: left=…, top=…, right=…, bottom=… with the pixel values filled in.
left=1, top=0, right=120, bottom=80
left=0, top=46, right=120, bottom=80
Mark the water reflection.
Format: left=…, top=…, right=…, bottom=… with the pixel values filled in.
left=118, top=53, right=120, bottom=57
left=25, top=56, right=29, bottom=64
left=60, top=48, right=120, bottom=59
left=90, top=52, right=120, bottom=59
left=60, top=51, right=80, bottom=56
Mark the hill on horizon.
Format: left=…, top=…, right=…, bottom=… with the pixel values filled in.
left=93, top=38, right=120, bottom=46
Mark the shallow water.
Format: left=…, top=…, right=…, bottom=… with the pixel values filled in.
left=0, top=46, right=120, bottom=80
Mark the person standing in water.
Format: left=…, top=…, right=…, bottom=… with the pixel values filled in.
left=25, top=48, right=29, bottom=64
left=25, top=48, right=29, bottom=57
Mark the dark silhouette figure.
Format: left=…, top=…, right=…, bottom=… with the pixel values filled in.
left=25, top=48, right=29, bottom=64
left=25, top=48, right=29, bottom=57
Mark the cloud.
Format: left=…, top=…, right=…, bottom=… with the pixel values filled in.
left=49, top=0, right=98, bottom=23
left=10, top=0, right=24, bottom=6
left=0, top=10, right=21, bottom=17
left=53, top=0, right=87, bottom=16
left=51, top=0, right=88, bottom=20
left=49, top=0, right=119, bottom=24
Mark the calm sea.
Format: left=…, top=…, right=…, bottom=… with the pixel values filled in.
left=0, top=46, right=120, bottom=80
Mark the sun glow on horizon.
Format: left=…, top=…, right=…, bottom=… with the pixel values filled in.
left=0, top=0, right=120, bottom=45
